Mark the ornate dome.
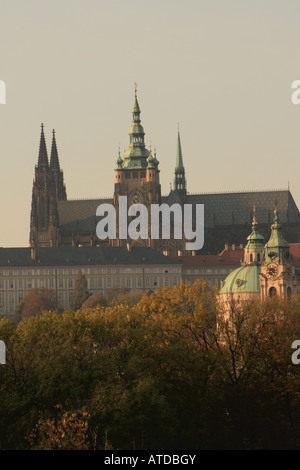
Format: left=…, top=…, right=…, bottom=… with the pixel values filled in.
left=219, top=264, right=261, bottom=295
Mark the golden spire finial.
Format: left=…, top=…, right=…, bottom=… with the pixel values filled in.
left=134, top=81, right=138, bottom=94
left=252, top=204, right=257, bottom=226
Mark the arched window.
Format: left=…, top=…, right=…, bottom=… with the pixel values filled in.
left=257, top=253, right=260, bottom=262
left=269, top=287, right=277, bottom=297
left=287, top=286, right=292, bottom=299
left=250, top=254, right=253, bottom=262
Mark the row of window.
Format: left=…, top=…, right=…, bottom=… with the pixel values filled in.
left=0, top=276, right=180, bottom=292
left=185, top=267, right=233, bottom=275
left=0, top=266, right=180, bottom=277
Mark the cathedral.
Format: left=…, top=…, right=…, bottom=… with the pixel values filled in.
left=29, top=89, right=300, bottom=255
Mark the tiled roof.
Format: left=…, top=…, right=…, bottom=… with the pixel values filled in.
left=172, top=253, right=242, bottom=267
left=57, top=198, right=112, bottom=233
left=56, top=190, right=299, bottom=236
left=0, top=246, right=180, bottom=268
left=163, top=189, right=299, bottom=226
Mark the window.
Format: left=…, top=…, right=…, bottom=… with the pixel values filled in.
left=0, top=281, right=4, bottom=289
left=9, top=281, right=14, bottom=289
left=49, top=279, right=54, bottom=289
left=98, top=279, right=103, bottom=288
left=107, top=279, right=112, bottom=288
left=269, top=287, right=277, bottom=297
left=68, top=279, right=73, bottom=289
left=125, top=173, right=130, bottom=179
left=18, top=280, right=23, bottom=289
left=59, top=279, right=64, bottom=289
left=126, top=278, right=132, bottom=288
left=137, top=278, right=142, bottom=287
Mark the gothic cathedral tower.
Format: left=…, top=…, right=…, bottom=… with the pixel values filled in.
left=29, top=124, right=67, bottom=247
left=113, top=86, right=161, bottom=248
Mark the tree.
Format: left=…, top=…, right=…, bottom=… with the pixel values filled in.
left=18, top=287, right=58, bottom=321
left=70, top=270, right=91, bottom=311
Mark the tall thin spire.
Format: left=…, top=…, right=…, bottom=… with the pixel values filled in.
left=174, top=127, right=186, bottom=193
left=129, top=83, right=145, bottom=149
left=176, top=127, right=184, bottom=171
left=38, top=123, right=49, bottom=168
left=50, top=129, right=60, bottom=170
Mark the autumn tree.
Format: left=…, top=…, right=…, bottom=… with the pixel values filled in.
left=70, top=270, right=91, bottom=311
left=18, top=287, right=58, bottom=321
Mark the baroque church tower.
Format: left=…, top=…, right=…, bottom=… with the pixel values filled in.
left=29, top=124, right=67, bottom=247
left=259, top=206, right=297, bottom=299
left=113, top=86, right=161, bottom=248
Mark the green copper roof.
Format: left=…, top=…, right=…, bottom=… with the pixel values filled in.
left=245, top=220, right=264, bottom=249
left=263, top=209, right=291, bottom=263
left=219, top=264, right=261, bottom=294
left=264, top=210, right=289, bottom=250
left=117, top=91, right=157, bottom=171
left=175, top=130, right=184, bottom=171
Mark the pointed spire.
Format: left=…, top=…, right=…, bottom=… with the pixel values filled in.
left=50, top=129, right=60, bottom=171
left=129, top=82, right=145, bottom=150
left=174, top=126, right=186, bottom=193
left=175, top=126, right=184, bottom=171
left=38, top=123, right=49, bottom=168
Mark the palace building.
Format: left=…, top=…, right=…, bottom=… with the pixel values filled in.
left=29, top=89, right=300, bottom=255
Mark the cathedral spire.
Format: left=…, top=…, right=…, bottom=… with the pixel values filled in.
left=174, top=127, right=186, bottom=193
left=129, top=83, right=145, bottom=150
left=38, top=123, right=49, bottom=168
left=50, top=129, right=60, bottom=171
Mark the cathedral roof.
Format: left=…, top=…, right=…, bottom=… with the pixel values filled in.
left=162, top=189, right=299, bottom=226
left=56, top=189, right=299, bottom=237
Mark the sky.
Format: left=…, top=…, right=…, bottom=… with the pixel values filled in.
left=0, top=0, right=300, bottom=247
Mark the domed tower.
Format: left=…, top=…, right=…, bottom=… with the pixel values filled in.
left=219, top=208, right=264, bottom=307
left=259, top=206, right=297, bottom=299
left=113, top=84, right=161, bottom=248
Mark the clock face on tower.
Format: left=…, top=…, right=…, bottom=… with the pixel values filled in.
left=130, top=191, right=143, bottom=205
left=266, top=263, right=278, bottom=278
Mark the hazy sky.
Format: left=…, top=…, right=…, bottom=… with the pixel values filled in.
left=1, top=0, right=300, bottom=247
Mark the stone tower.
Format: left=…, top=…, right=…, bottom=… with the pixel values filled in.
left=29, top=124, right=66, bottom=247
left=113, top=86, right=161, bottom=248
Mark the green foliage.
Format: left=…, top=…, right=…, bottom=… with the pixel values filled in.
left=1, top=280, right=300, bottom=449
